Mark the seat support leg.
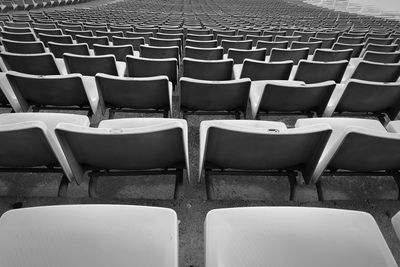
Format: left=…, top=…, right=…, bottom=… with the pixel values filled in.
left=287, top=173, right=297, bottom=201
left=88, top=175, right=99, bottom=198
left=316, top=180, right=324, bottom=201
left=58, top=174, right=69, bottom=197
left=173, top=168, right=184, bottom=199
left=205, top=171, right=213, bottom=200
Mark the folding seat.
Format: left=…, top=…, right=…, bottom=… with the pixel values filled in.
left=0, top=205, right=179, bottom=267
left=33, top=28, right=63, bottom=38
left=64, top=29, right=93, bottom=40
left=308, top=37, right=336, bottom=49
left=186, top=28, right=211, bottom=35
left=312, top=48, right=353, bottom=62
left=76, top=35, right=109, bottom=49
left=1, top=31, right=36, bottom=42
left=159, top=27, right=184, bottom=34
left=316, top=31, right=340, bottom=39
left=245, top=34, right=273, bottom=47
left=296, top=118, right=400, bottom=200
left=256, top=40, right=289, bottom=56
left=126, top=56, right=178, bottom=86
left=290, top=41, right=322, bottom=55
left=185, top=39, right=218, bottom=48
left=342, top=32, right=366, bottom=38
left=186, top=33, right=214, bottom=41
left=64, top=53, right=123, bottom=77
left=155, top=32, right=184, bottom=43
left=199, top=120, right=332, bottom=199
left=95, top=30, right=124, bottom=42
left=333, top=43, right=364, bottom=57
left=180, top=77, right=250, bottom=119
left=269, top=48, right=309, bottom=65
left=294, top=60, right=348, bottom=83
left=250, top=80, right=336, bottom=119
left=6, top=71, right=98, bottom=115
left=2, top=39, right=45, bottom=54
left=94, top=44, right=134, bottom=62
left=2, top=26, right=31, bottom=33
left=362, top=44, right=398, bottom=55
left=275, top=35, right=301, bottom=46
left=212, top=29, right=236, bottom=38
left=32, top=22, right=58, bottom=29
left=48, top=42, right=90, bottom=58
left=59, top=24, right=83, bottom=34
left=349, top=61, right=400, bottom=82
left=182, top=58, right=233, bottom=80
left=149, top=37, right=182, bottom=54
left=3, top=21, right=30, bottom=28
left=293, top=31, right=316, bottom=42
left=205, top=207, right=397, bottom=267
left=365, top=37, right=394, bottom=46
left=109, top=25, right=134, bottom=35
left=38, top=33, right=73, bottom=47
left=184, top=46, right=223, bottom=60
left=1, top=52, right=61, bottom=75
left=363, top=51, right=400, bottom=63
left=140, top=45, right=179, bottom=61
left=226, top=48, right=266, bottom=64
left=134, top=26, right=158, bottom=35
left=217, top=34, right=244, bottom=45
left=337, top=36, right=364, bottom=44
left=83, top=25, right=108, bottom=35
left=112, top=36, right=144, bottom=51
left=126, top=31, right=153, bottom=43
left=323, top=79, right=400, bottom=122
left=0, top=113, right=89, bottom=194
left=235, top=59, right=293, bottom=80
left=365, top=32, right=390, bottom=39
left=95, top=73, right=172, bottom=118
left=55, top=118, right=189, bottom=199
left=221, top=40, right=252, bottom=54
left=263, top=30, right=286, bottom=40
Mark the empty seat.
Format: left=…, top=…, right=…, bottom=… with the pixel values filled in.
left=180, top=77, right=251, bottom=118
left=221, top=40, right=253, bottom=54
left=140, top=45, right=179, bottom=61
left=2, top=39, right=45, bottom=54
left=1, top=52, right=61, bottom=75
left=337, top=36, right=364, bottom=44
left=349, top=61, right=400, bottom=82
left=269, top=48, right=309, bottom=65
left=126, top=56, right=178, bottom=85
left=6, top=71, right=98, bottom=115
left=236, top=59, right=293, bottom=80
left=96, top=31, right=124, bottom=42
left=126, top=31, right=153, bottom=43
left=38, top=33, right=73, bottom=47
left=363, top=51, right=400, bottom=63
left=182, top=58, right=233, bottom=81
left=245, top=35, right=273, bottom=47
left=256, top=41, right=289, bottom=56
left=48, top=42, right=90, bottom=58
left=0, top=205, right=178, bottom=267
left=312, top=48, right=353, bottom=62
left=275, top=35, right=301, bottom=46
left=184, top=46, right=224, bottom=60
left=112, top=36, right=145, bottom=51
left=227, top=48, right=266, bottom=64
left=65, top=29, right=93, bottom=40
left=291, top=41, right=322, bottom=55
left=333, top=43, right=364, bottom=58
left=294, top=60, right=348, bottom=83
left=95, top=73, right=172, bottom=118
left=76, top=35, right=109, bottom=49
left=185, top=39, right=218, bottom=48
left=186, top=33, right=214, bottom=41
left=1, top=31, right=36, bottom=41
left=363, top=44, right=398, bottom=55
left=94, top=44, right=134, bottom=62
left=64, top=53, right=120, bottom=76
left=55, top=118, right=189, bottom=198
left=205, top=207, right=397, bottom=267
left=250, top=80, right=336, bottom=118
left=309, top=37, right=336, bottom=49
left=199, top=120, right=332, bottom=199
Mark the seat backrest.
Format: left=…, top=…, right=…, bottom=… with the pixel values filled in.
left=364, top=44, right=398, bottom=54
left=217, top=34, right=244, bottom=45
left=1, top=52, right=60, bottom=75
left=270, top=48, right=309, bottom=65
left=126, top=56, right=178, bottom=84
left=294, top=60, right=348, bottom=83
left=275, top=35, right=301, bottom=46
left=38, top=33, right=73, bottom=47
left=140, top=45, right=179, bottom=61
left=182, top=58, right=233, bottom=80
left=34, top=28, right=62, bottom=37
left=65, top=29, right=93, bottom=40
left=185, top=39, right=218, bottom=48
left=76, top=35, right=109, bottom=49
left=221, top=40, right=253, bottom=53
left=245, top=35, right=273, bottom=47
left=227, top=48, right=266, bottom=64
left=180, top=77, right=251, bottom=112
left=337, top=36, right=364, bottom=44
left=112, top=36, right=145, bottom=51
left=96, top=30, right=124, bottom=42
left=291, top=41, right=322, bottom=55
left=2, top=39, right=45, bottom=54
left=350, top=61, right=400, bottom=82
left=1, top=31, right=36, bottom=41
left=309, top=37, right=336, bottom=49
left=256, top=41, right=289, bottom=55
left=48, top=42, right=90, bottom=58
left=184, top=46, right=223, bottom=60
left=126, top=31, right=153, bottom=43
left=333, top=43, right=364, bottom=57
left=313, top=48, right=353, bottom=62
left=94, top=44, right=134, bottom=62
left=64, top=53, right=118, bottom=76
left=316, top=31, right=340, bottom=39
left=363, top=51, right=400, bottom=63
left=240, top=59, right=293, bottom=80
left=186, top=33, right=214, bottom=41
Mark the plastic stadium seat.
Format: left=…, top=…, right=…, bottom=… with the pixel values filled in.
left=180, top=77, right=251, bottom=118
left=2, top=39, right=45, bottom=54
left=76, top=35, right=109, bottom=49
left=186, top=28, right=211, bottom=35
left=250, top=80, right=336, bottom=118
left=294, top=60, right=348, bottom=83
left=48, top=42, right=90, bottom=58
left=309, top=37, right=336, bottom=49
left=227, top=48, right=266, bottom=64
left=337, top=36, right=365, bottom=45
left=220, top=40, right=252, bottom=54
left=64, top=53, right=121, bottom=76
left=217, top=35, right=245, bottom=45
left=349, top=61, right=400, bottom=82
left=293, top=30, right=316, bottom=42
left=185, top=39, right=218, bottom=48
left=365, top=37, right=394, bottom=46
left=1, top=31, right=36, bottom=41
left=182, top=58, right=233, bottom=80
left=2, top=26, right=32, bottom=33
left=140, top=45, right=179, bottom=61
left=199, top=120, right=332, bottom=199
left=312, top=48, right=353, bottom=62
left=235, top=59, right=293, bottom=80
left=263, top=30, right=287, bottom=40
left=109, top=25, right=134, bottom=35
left=33, top=28, right=63, bottom=37
left=0, top=205, right=178, bottom=267
left=186, top=33, right=214, bottom=41
left=296, top=118, right=400, bottom=200
left=275, top=35, right=301, bottom=46
left=363, top=51, right=400, bottom=63
left=149, top=37, right=182, bottom=53
left=55, top=118, right=190, bottom=198
left=94, top=44, right=134, bottom=62
left=184, top=46, right=224, bottom=60
left=362, top=44, right=398, bottom=55
left=83, top=25, right=108, bottom=35
left=316, top=31, right=340, bottom=40
left=65, top=29, right=93, bottom=40
left=0, top=113, right=89, bottom=190
left=126, top=56, right=178, bottom=85
left=323, top=79, right=400, bottom=121
left=38, top=33, right=73, bottom=47
left=269, top=48, right=309, bottom=65
left=291, top=41, right=322, bottom=55
left=96, top=30, right=124, bottom=42
left=6, top=71, right=98, bottom=115
left=1, top=52, right=61, bottom=75
left=126, top=31, right=154, bottom=43
left=256, top=40, right=289, bottom=55
left=112, top=36, right=145, bottom=51
left=95, top=73, right=172, bottom=118
left=245, top=35, right=273, bottom=46
left=333, top=43, right=364, bottom=58
left=205, top=207, right=397, bottom=267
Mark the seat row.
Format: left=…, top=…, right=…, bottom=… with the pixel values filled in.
left=0, top=205, right=399, bottom=267
left=1, top=113, right=400, bottom=200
